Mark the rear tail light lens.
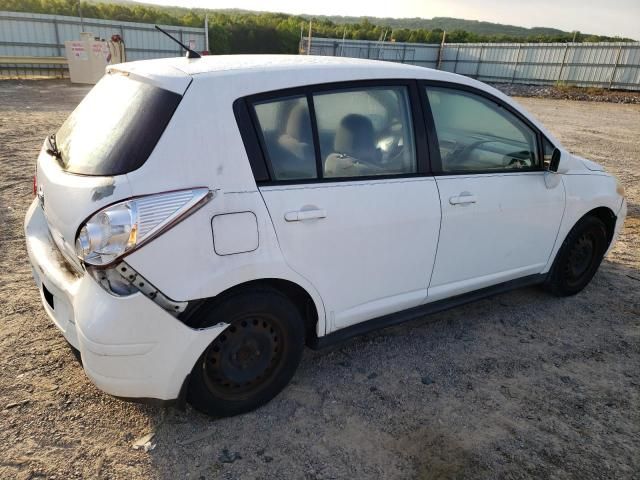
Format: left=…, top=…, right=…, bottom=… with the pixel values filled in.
left=75, top=188, right=212, bottom=266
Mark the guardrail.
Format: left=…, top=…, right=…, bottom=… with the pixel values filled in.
left=0, top=55, right=68, bottom=79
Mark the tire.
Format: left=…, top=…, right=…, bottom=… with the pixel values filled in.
left=187, top=287, right=305, bottom=417
left=543, top=216, right=608, bottom=297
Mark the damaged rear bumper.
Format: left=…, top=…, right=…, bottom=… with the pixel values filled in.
left=24, top=199, right=226, bottom=401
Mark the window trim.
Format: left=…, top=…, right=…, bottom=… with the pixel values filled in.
left=306, top=92, right=323, bottom=179
left=542, top=135, right=556, bottom=150
left=419, top=80, right=545, bottom=176
left=541, top=135, right=557, bottom=169
left=232, top=98, right=270, bottom=182
left=234, top=79, right=430, bottom=186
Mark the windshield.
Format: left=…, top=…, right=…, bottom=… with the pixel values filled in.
left=56, top=73, right=182, bottom=176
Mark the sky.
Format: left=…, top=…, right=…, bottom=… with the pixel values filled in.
left=145, top=0, right=640, bottom=40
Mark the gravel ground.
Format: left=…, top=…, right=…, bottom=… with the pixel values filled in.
left=0, top=80, right=638, bottom=480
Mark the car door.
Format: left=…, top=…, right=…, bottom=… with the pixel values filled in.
left=248, top=83, right=441, bottom=333
left=422, top=84, right=565, bottom=301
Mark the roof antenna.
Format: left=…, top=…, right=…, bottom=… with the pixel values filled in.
left=154, top=25, right=201, bottom=59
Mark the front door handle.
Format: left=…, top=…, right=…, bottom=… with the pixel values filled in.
left=449, top=192, right=477, bottom=205
left=284, top=209, right=327, bottom=222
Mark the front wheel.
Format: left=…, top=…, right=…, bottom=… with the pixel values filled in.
left=543, top=216, right=608, bottom=296
left=187, top=288, right=305, bottom=417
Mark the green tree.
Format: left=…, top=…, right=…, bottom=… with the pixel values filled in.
left=0, top=0, right=631, bottom=56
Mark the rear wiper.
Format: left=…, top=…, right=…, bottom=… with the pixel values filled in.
left=46, top=133, right=61, bottom=160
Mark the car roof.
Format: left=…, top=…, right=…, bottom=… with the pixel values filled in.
left=115, top=54, right=428, bottom=77
left=107, top=54, right=561, bottom=146
left=109, top=54, right=472, bottom=97
left=109, top=54, right=464, bottom=89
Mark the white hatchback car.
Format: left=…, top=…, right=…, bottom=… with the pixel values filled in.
left=25, top=55, right=626, bottom=417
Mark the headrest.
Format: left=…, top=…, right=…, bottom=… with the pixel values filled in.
left=285, top=104, right=312, bottom=144
left=333, top=114, right=377, bottom=160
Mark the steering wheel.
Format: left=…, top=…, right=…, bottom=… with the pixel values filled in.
left=377, top=121, right=408, bottom=168
left=447, top=139, right=497, bottom=168
left=377, top=134, right=402, bottom=157
left=505, top=158, right=524, bottom=168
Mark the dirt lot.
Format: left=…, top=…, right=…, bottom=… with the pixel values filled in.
left=0, top=80, right=638, bottom=480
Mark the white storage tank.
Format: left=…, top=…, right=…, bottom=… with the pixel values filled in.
left=65, top=32, right=125, bottom=84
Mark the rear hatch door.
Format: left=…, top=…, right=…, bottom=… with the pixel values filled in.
left=35, top=66, right=190, bottom=269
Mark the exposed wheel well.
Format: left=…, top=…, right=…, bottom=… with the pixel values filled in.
left=181, top=279, right=319, bottom=345
left=583, top=206, right=617, bottom=246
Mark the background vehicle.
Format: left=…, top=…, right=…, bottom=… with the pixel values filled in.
left=25, top=55, right=627, bottom=417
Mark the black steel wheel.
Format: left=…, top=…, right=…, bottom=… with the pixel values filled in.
left=202, top=313, right=284, bottom=400
left=544, top=215, right=608, bottom=296
left=564, top=231, right=597, bottom=288
left=187, top=287, right=304, bottom=417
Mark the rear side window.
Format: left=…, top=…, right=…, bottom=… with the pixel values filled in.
left=56, top=73, right=182, bottom=176
left=313, top=87, right=416, bottom=178
left=253, top=96, right=317, bottom=181
left=426, top=87, right=539, bottom=173
left=249, top=84, right=417, bottom=182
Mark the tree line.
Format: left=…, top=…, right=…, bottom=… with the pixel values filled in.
left=0, top=0, right=633, bottom=55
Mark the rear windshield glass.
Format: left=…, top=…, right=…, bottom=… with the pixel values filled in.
left=56, top=73, right=182, bottom=176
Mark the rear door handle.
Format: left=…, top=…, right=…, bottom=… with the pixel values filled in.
left=449, top=193, right=477, bottom=205
left=284, top=209, right=327, bottom=222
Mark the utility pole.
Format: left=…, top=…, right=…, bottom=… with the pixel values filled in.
left=77, top=1, right=85, bottom=32
left=608, top=43, right=623, bottom=89
left=437, top=30, right=446, bottom=69
left=558, top=42, right=570, bottom=83
left=378, top=29, right=388, bottom=59
left=299, top=24, right=304, bottom=54
left=204, top=14, right=209, bottom=53
left=307, top=21, right=312, bottom=55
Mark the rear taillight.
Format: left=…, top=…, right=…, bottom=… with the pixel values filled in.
left=75, top=188, right=213, bottom=266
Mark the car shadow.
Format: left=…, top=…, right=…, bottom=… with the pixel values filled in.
left=140, top=251, right=639, bottom=479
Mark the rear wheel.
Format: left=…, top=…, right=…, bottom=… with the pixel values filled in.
left=544, top=216, right=608, bottom=296
left=187, top=288, right=304, bottom=417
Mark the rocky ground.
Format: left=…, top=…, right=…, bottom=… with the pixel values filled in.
left=0, top=80, right=638, bottom=479
left=491, top=83, right=640, bottom=104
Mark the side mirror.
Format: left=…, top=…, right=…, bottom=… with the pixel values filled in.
left=548, top=148, right=561, bottom=172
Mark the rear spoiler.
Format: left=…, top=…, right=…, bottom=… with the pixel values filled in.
left=107, top=61, right=192, bottom=95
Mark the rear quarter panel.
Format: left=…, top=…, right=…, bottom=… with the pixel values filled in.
left=124, top=188, right=327, bottom=333
left=122, top=76, right=326, bottom=333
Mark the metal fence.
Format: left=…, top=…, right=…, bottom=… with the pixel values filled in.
left=302, top=37, right=640, bottom=91
left=0, top=11, right=206, bottom=79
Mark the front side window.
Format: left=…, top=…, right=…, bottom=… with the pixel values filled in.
left=426, top=87, right=539, bottom=173
left=313, top=87, right=417, bottom=178
left=253, top=96, right=317, bottom=181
